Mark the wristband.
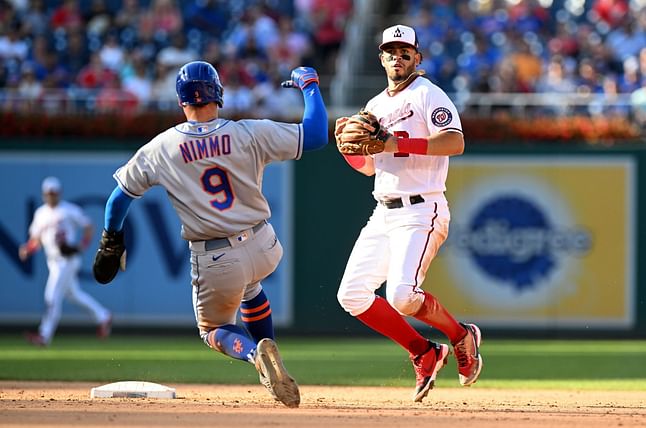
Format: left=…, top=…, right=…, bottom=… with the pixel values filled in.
left=397, top=138, right=427, bottom=155
left=25, top=239, right=39, bottom=254
left=80, top=235, right=91, bottom=249
left=342, top=154, right=367, bottom=170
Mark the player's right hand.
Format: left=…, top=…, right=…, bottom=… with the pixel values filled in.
left=93, top=229, right=127, bottom=285
left=281, top=67, right=319, bottom=90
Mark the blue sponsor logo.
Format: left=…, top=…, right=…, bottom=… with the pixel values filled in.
left=451, top=195, right=592, bottom=291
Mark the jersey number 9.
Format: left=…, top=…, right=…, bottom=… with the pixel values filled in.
left=201, top=166, right=234, bottom=210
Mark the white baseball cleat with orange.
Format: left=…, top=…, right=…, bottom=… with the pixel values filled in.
left=254, top=338, right=300, bottom=408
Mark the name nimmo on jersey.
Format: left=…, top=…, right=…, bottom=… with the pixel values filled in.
left=180, top=135, right=232, bottom=163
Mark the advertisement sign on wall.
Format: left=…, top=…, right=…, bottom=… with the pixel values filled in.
left=0, top=152, right=294, bottom=327
left=426, top=156, right=636, bottom=328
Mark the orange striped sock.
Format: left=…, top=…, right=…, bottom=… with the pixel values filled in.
left=241, top=289, right=274, bottom=342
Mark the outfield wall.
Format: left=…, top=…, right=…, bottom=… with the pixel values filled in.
left=1, top=140, right=644, bottom=337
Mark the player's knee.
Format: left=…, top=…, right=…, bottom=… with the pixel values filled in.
left=336, top=288, right=352, bottom=312
left=387, top=288, right=423, bottom=316
left=337, top=287, right=371, bottom=316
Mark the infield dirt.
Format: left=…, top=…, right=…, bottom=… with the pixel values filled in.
left=1, top=381, right=644, bottom=427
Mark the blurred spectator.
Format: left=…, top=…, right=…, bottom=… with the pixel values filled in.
left=7, top=0, right=28, bottom=13
left=536, top=56, right=576, bottom=93
left=618, top=56, right=642, bottom=93
left=114, top=0, right=144, bottom=34
left=185, top=0, right=230, bottom=40
left=506, top=36, right=542, bottom=92
left=95, top=77, right=138, bottom=114
left=310, top=0, right=352, bottom=72
left=85, top=0, right=113, bottom=38
left=547, top=21, right=579, bottom=58
left=220, top=73, right=254, bottom=116
left=144, top=0, right=183, bottom=40
left=605, top=16, right=646, bottom=66
left=247, top=5, right=280, bottom=52
left=98, top=32, right=125, bottom=72
left=19, top=0, right=48, bottom=36
left=268, top=16, right=313, bottom=77
left=16, top=62, right=42, bottom=111
left=536, top=56, right=576, bottom=115
left=218, top=56, right=256, bottom=89
left=575, top=58, right=603, bottom=94
left=157, top=31, right=197, bottom=68
left=39, top=50, right=70, bottom=90
left=0, top=20, right=29, bottom=63
left=253, top=71, right=304, bottom=120
left=631, top=79, right=646, bottom=126
left=639, top=46, right=646, bottom=78
left=150, top=61, right=178, bottom=106
left=507, top=0, right=549, bottom=34
left=50, top=0, right=83, bottom=32
left=58, top=30, right=90, bottom=78
left=77, top=52, right=117, bottom=89
left=601, top=74, right=631, bottom=117
left=592, top=0, right=629, bottom=28
left=122, top=52, right=153, bottom=108
left=225, top=5, right=280, bottom=58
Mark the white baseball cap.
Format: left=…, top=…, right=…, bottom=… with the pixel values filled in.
left=379, top=25, right=418, bottom=50
left=42, top=176, right=62, bottom=194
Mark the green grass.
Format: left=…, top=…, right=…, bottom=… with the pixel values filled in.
left=1, top=335, right=645, bottom=390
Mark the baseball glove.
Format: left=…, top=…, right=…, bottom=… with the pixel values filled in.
left=58, top=242, right=80, bottom=256
left=93, top=229, right=127, bottom=285
left=336, top=111, right=389, bottom=156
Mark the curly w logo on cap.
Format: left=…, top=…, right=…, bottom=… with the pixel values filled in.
left=379, top=25, right=419, bottom=50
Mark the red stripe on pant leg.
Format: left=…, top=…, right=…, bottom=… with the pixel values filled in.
left=413, top=202, right=438, bottom=288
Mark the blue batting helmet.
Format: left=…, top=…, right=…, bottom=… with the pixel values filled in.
left=176, top=61, right=223, bottom=107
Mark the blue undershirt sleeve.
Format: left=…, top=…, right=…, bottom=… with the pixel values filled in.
left=104, top=186, right=134, bottom=232
left=301, top=84, right=328, bottom=152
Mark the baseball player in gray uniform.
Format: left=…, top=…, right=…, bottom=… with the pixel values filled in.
left=91, top=61, right=327, bottom=408
left=19, top=176, right=112, bottom=347
left=335, top=25, right=482, bottom=402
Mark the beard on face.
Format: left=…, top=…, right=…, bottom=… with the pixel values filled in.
left=388, top=63, right=415, bottom=82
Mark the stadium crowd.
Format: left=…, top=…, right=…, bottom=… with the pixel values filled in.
left=401, top=0, right=646, bottom=120
left=0, top=0, right=644, bottom=122
left=0, top=0, right=352, bottom=117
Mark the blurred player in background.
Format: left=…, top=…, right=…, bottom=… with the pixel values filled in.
left=19, top=176, right=112, bottom=347
left=91, top=61, right=327, bottom=408
left=335, top=25, right=482, bottom=402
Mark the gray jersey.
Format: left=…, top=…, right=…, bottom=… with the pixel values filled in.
left=114, top=118, right=303, bottom=240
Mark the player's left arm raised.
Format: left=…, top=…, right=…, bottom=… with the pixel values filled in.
left=282, top=66, right=328, bottom=152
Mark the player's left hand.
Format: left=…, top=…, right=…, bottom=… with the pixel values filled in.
left=59, top=242, right=80, bottom=256
left=337, top=111, right=390, bottom=156
left=281, top=67, right=319, bottom=90
left=93, top=229, right=127, bottom=284
left=334, top=116, right=349, bottom=145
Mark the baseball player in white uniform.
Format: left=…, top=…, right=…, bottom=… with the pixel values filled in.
left=19, top=176, right=112, bottom=347
left=335, top=25, right=483, bottom=402
left=92, top=61, right=327, bottom=408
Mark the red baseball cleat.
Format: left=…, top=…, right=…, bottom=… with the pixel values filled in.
left=97, top=315, right=112, bottom=339
left=453, top=323, right=483, bottom=386
left=411, top=341, right=450, bottom=402
left=25, top=331, right=47, bottom=347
